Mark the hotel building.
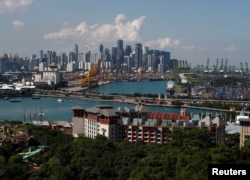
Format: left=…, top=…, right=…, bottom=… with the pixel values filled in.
left=72, top=104, right=226, bottom=144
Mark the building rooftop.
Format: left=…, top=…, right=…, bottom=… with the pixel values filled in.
left=225, top=122, right=240, bottom=134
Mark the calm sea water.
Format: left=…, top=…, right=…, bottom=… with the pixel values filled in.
left=87, top=80, right=167, bottom=95
left=0, top=81, right=223, bottom=121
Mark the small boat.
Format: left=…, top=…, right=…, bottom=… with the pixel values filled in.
left=57, top=98, right=63, bottom=102
left=31, top=96, right=41, bottom=99
left=9, top=99, right=21, bottom=102
left=3, top=97, right=9, bottom=100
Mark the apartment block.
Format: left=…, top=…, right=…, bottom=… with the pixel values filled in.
left=72, top=105, right=226, bottom=144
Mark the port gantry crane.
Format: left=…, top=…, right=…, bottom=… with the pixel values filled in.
left=245, top=62, right=249, bottom=74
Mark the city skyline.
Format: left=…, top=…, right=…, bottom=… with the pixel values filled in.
left=1, top=0, right=250, bottom=67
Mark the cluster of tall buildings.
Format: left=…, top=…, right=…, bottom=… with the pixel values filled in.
left=0, top=39, right=175, bottom=74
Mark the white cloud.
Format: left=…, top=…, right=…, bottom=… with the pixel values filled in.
left=44, top=14, right=145, bottom=48
left=0, top=0, right=33, bottom=13
left=12, top=20, right=24, bottom=28
left=224, top=44, right=238, bottom=52
left=43, top=14, right=194, bottom=52
left=144, top=38, right=194, bottom=50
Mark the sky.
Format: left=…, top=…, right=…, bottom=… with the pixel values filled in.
left=1, top=0, right=250, bottom=67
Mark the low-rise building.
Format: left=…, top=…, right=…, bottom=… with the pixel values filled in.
left=239, top=118, right=250, bottom=148
left=72, top=104, right=227, bottom=144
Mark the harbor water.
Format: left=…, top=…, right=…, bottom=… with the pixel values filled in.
left=0, top=80, right=224, bottom=121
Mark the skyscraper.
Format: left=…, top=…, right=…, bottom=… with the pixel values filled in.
left=117, top=39, right=124, bottom=69
left=125, top=45, right=132, bottom=56
left=73, top=44, right=79, bottom=62
left=111, top=47, right=117, bottom=67
left=47, top=51, right=53, bottom=66
left=39, top=50, right=43, bottom=62
left=99, top=44, right=104, bottom=53
left=135, top=43, right=142, bottom=68
left=74, top=44, right=78, bottom=54
left=117, top=39, right=123, bottom=54
left=99, top=44, right=104, bottom=61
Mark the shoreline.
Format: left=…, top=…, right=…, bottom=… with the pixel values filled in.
left=32, top=92, right=233, bottom=113
left=1, top=88, right=242, bottom=114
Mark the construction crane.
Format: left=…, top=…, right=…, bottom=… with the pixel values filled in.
left=80, top=61, right=100, bottom=88
left=245, top=62, right=249, bottom=74
left=240, top=62, right=243, bottom=73
left=220, top=58, right=224, bottom=72
left=224, top=59, right=228, bottom=72
left=215, top=58, right=219, bottom=72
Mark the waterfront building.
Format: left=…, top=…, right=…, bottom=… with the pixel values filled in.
left=34, top=65, right=63, bottom=85
left=72, top=104, right=226, bottom=144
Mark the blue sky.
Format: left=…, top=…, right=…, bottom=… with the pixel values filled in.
left=1, top=0, right=249, bottom=67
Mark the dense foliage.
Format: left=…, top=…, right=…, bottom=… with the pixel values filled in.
left=0, top=124, right=248, bottom=180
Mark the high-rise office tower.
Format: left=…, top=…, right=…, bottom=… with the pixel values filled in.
left=143, top=46, right=149, bottom=55
left=99, top=44, right=104, bottom=61
left=74, top=44, right=78, bottom=54
left=143, top=46, right=149, bottom=69
left=104, top=48, right=111, bottom=62
left=117, top=39, right=124, bottom=69
left=47, top=51, right=53, bottom=66
left=125, top=45, right=132, bottom=56
left=39, top=50, right=43, bottom=62
left=73, top=44, right=79, bottom=62
left=99, top=44, right=104, bottom=53
left=135, top=43, right=142, bottom=68
left=117, top=39, right=123, bottom=53
left=111, top=47, right=117, bottom=66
